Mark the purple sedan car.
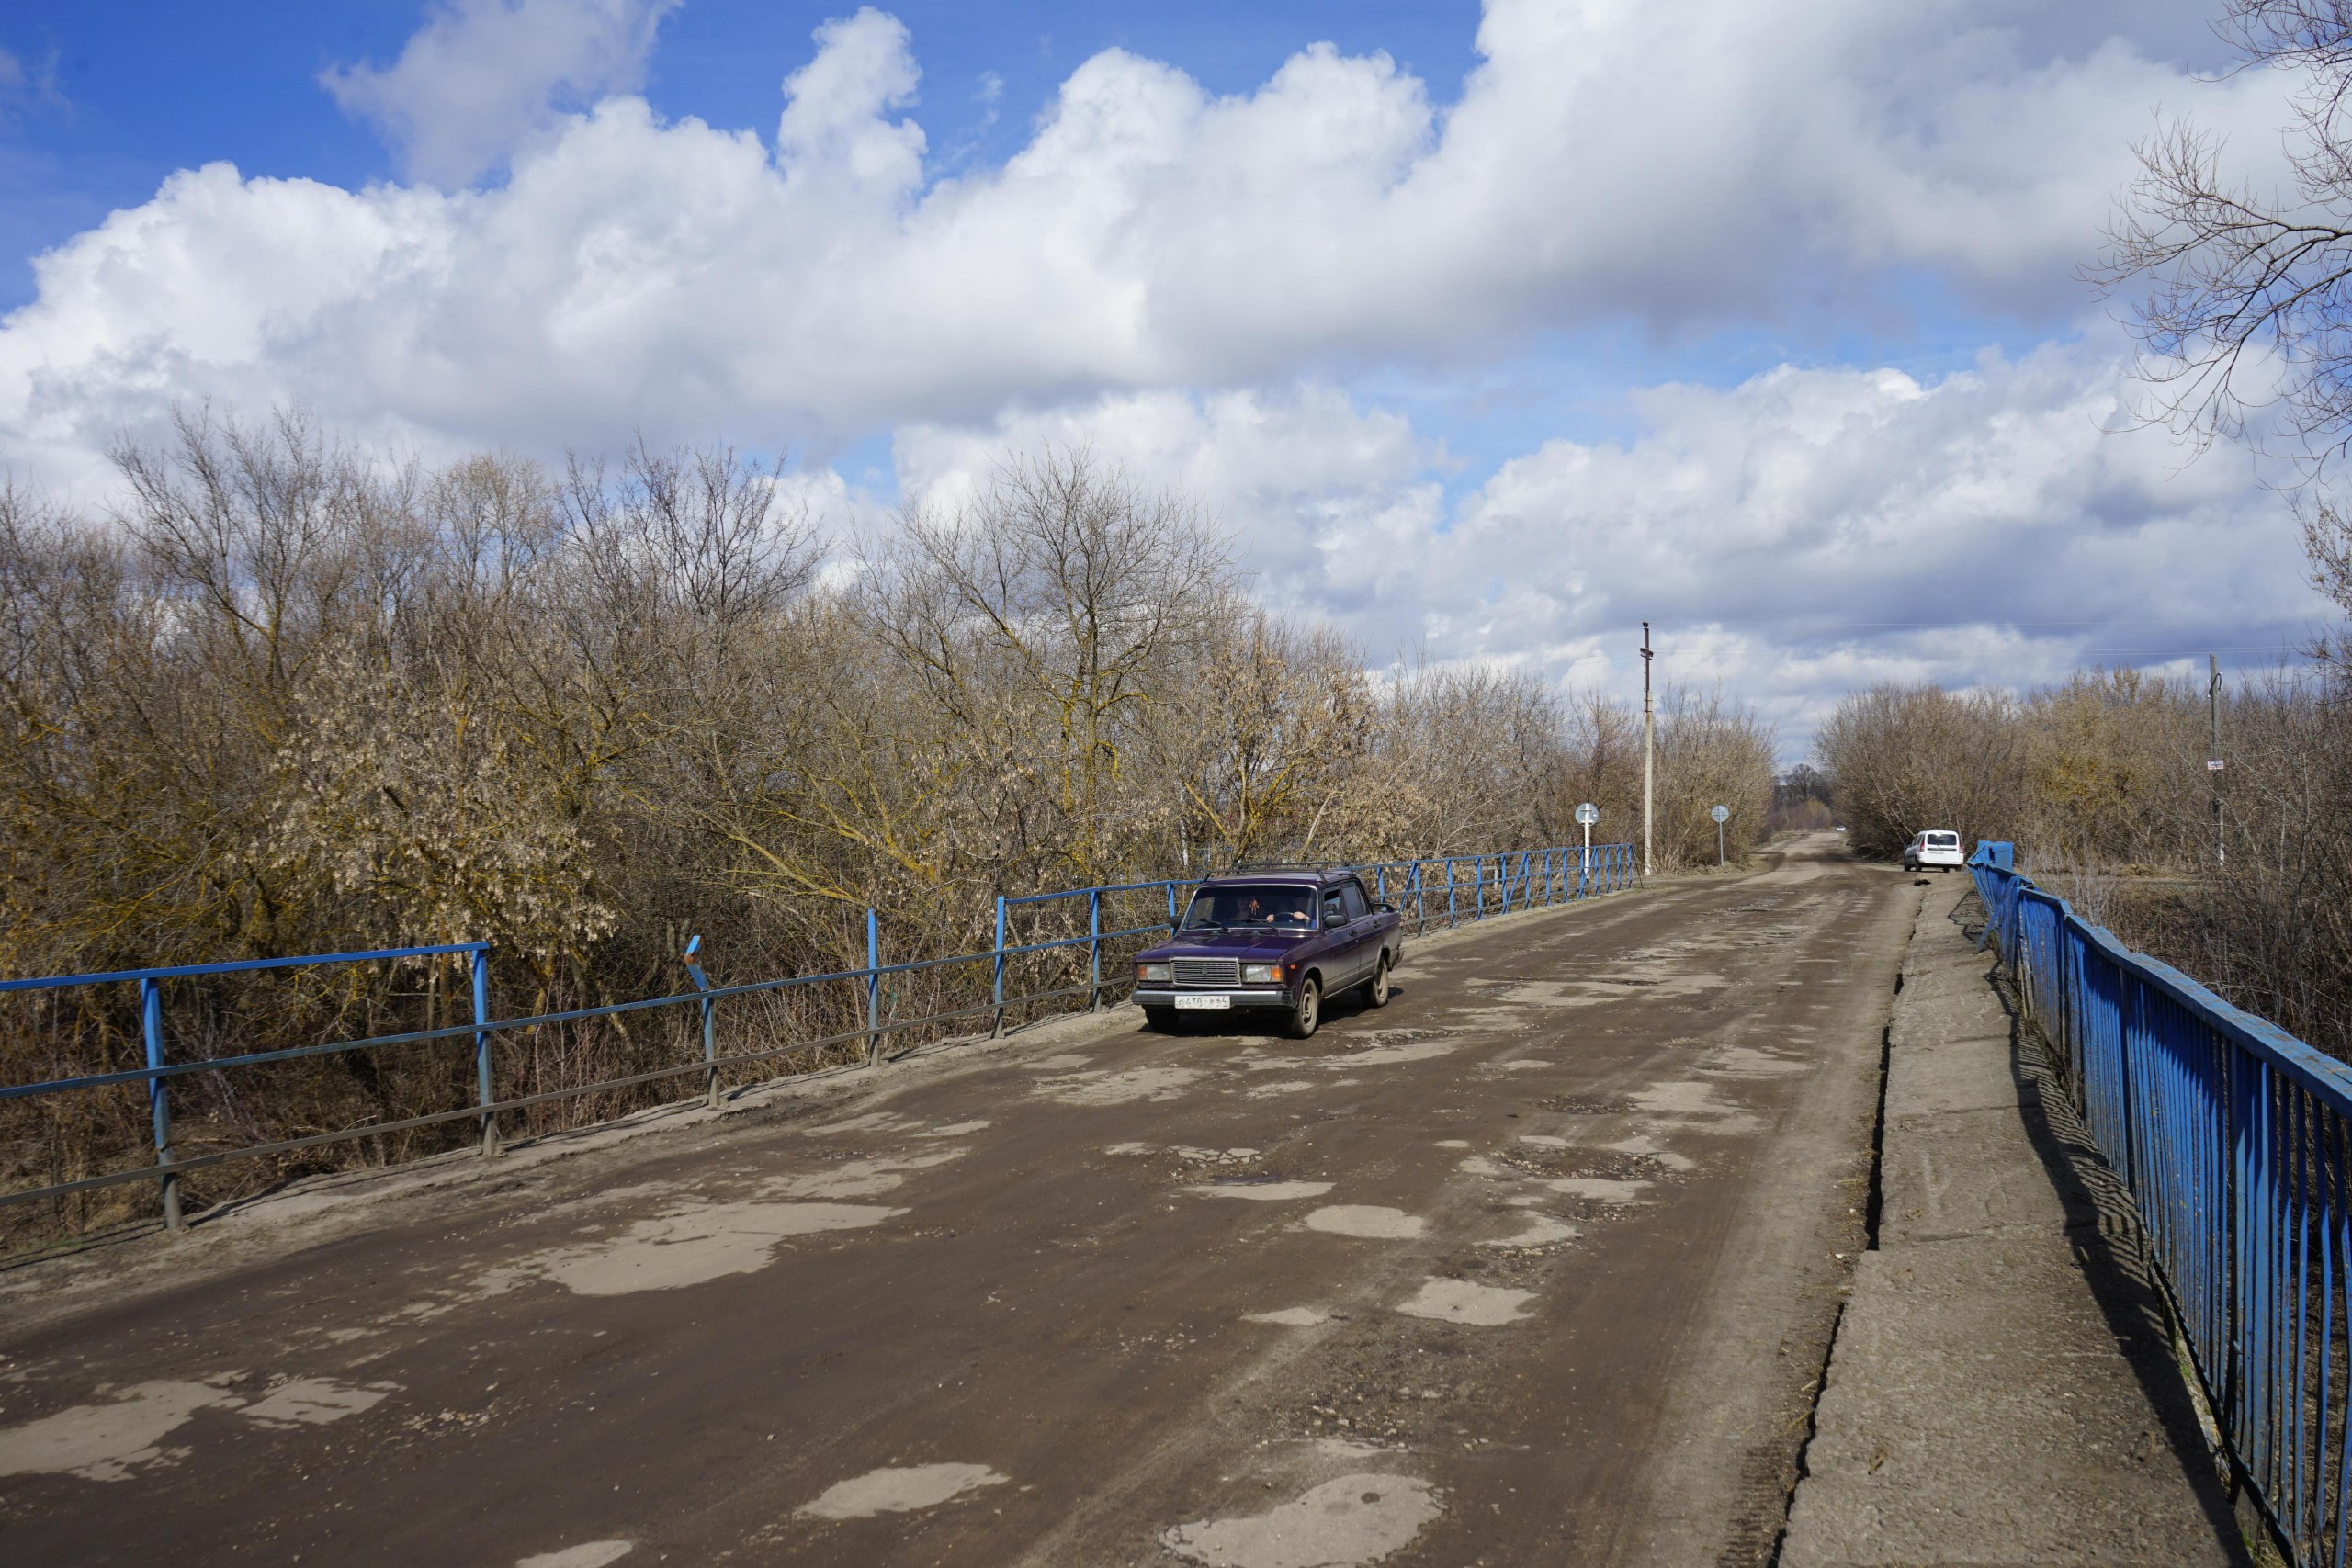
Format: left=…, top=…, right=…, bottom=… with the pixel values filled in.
left=1131, top=866, right=1404, bottom=1039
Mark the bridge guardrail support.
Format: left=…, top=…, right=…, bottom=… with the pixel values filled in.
left=684, top=936, right=717, bottom=1111
left=141, top=976, right=180, bottom=1230
left=473, top=948, right=500, bottom=1153
left=0, top=844, right=1638, bottom=1230
left=865, top=910, right=883, bottom=1066
left=991, top=896, right=1007, bottom=1038
left=1088, top=889, right=1102, bottom=1011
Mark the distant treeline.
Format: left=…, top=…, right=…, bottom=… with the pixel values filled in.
left=0, top=410, right=1774, bottom=1239
left=1815, top=667, right=2352, bottom=1062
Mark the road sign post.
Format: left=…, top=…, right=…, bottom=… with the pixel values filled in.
left=1711, top=803, right=1730, bottom=866
left=1576, top=802, right=1598, bottom=897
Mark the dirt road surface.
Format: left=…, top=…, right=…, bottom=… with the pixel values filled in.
left=0, top=834, right=1915, bottom=1567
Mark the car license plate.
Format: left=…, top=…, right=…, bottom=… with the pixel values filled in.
left=1174, top=994, right=1230, bottom=1010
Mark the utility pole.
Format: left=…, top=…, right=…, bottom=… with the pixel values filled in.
left=2209, top=654, right=2224, bottom=866
left=1641, top=621, right=1655, bottom=881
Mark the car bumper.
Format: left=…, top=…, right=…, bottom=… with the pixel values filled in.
left=1135, top=988, right=1292, bottom=1011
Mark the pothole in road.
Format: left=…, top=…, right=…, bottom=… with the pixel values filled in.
left=1190, top=1180, right=1337, bottom=1202
left=0, top=1371, right=399, bottom=1483
left=1702, top=1045, right=1811, bottom=1078
left=1243, top=1307, right=1331, bottom=1326
left=1327, top=1033, right=1460, bottom=1067
left=475, top=1201, right=906, bottom=1296
left=1175, top=1146, right=1263, bottom=1166
left=1479, top=1213, right=1579, bottom=1248
left=517, top=1544, right=634, bottom=1568
left=762, top=1149, right=965, bottom=1201
left=1547, top=1176, right=1652, bottom=1203
left=1395, top=1278, right=1534, bottom=1325
left=1603, top=1133, right=1698, bottom=1171
left=1537, top=1095, right=1636, bottom=1115
left=239, top=1377, right=396, bottom=1428
left=796, top=1461, right=1010, bottom=1519
left=0, top=1381, right=235, bottom=1482
left=1303, top=1206, right=1426, bottom=1239
left=1035, top=1066, right=1203, bottom=1105
left=1160, top=1473, right=1442, bottom=1568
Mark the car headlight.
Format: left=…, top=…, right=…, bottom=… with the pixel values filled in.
left=1241, top=963, right=1283, bottom=983
left=1136, top=962, right=1171, bottom=982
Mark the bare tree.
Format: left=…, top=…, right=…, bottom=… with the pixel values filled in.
left=2096, top=3, right=2352, bottom=473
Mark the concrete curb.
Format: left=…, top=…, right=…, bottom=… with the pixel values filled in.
left=1778, top=880, right=2251, bottom=1567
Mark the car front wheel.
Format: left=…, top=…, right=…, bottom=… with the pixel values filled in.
left=1143, top=1006, right=1178, bottom=1033
left=1361, top=954, right=1392, bottom=1008
left=1284, top=976, right=1321, bottom=1040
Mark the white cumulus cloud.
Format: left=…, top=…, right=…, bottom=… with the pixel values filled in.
left=0, top=1, right=2300, bottom=494
left=0, top=0, right=2324, bottom=753
left=322, top=0, right=680, bottom=186
left=885, top=329, right=2324, bottom=751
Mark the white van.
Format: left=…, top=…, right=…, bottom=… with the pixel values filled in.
left=1903, top=829, right=1965, bottom=872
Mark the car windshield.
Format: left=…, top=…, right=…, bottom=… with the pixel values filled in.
left=1182, top=885, right=1316, bottom=931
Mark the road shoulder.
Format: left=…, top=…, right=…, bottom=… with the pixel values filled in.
left=1779, top=879, right=2250, bottom=1567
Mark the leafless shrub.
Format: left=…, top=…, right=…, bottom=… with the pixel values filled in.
left=2, top=424, right=1705, bottom=1247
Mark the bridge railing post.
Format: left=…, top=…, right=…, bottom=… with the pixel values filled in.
left=1445, top=859, right=1456, bottom=926
left=866, top=908, right=882, bottom=1065
left=1088, top=888, right=1102, bottom=1011
left=1413, top=862, right=1425, bottom=931
left=141, top=976, right=180, bottom=1230
left=992, top=896, right=1007, bottom=1038
left=473, top=947, right=500, bottom=1149
left=684, top=936, right=717, bottom=1110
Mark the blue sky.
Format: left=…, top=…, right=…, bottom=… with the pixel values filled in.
left=0, top=2, right=1482, bottom=310
left=0, top=0, right=2325, bottom=755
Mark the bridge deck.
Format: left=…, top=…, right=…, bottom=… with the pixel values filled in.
left=0, top=836, right=1910, bottom=1567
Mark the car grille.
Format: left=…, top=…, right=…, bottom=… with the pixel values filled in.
left=1172, top=957, right=1240, bottom=987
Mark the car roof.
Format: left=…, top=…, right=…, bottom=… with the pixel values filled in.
left=1198, top=867, right=1360, bottom=888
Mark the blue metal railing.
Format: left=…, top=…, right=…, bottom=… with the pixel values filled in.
left=1, top=842, right=1636, bottom=1230
left=1971, top=842, right=2352, bottom=1565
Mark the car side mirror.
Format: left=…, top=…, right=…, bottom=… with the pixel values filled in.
left=1377, top=902, right=1396, bottom=914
